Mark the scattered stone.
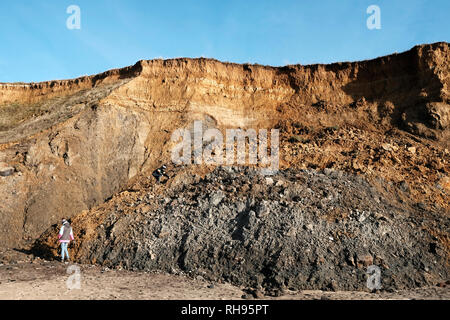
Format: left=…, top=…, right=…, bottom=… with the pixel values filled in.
left=246, top=288, right=265, bottom=299
left=253, top=289, right=265, bottom=299
left=275, top=180, right=284, bottom=187
left=288, top=135, right=303, bottom=143
left=0, top=163, right=15, bottom=177
left=255, top=202, right=270, bottom=218
left=399, top=181, right=409, bottom=192
left=371, top=289, right=381, bottom=294
left=156, top=226, right=170, bottom=238
left=267, top=289, right=283, bottom=297
left=209, top=191, right=225, bottom=206
left=346, top=254, right=356, bottom=266
left=417, top=203, right=427, bottom=210
left=329, top=280, right=339, bottom=292
left=382, top=143, right=398, bottom=152
left=356, top=254, right=374, bottom=268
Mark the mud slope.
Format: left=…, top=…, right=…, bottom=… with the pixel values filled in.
left=1, top=42, right=449, bottom=253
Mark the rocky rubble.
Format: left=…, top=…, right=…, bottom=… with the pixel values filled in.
left=37, top=166, right=449, bottom=293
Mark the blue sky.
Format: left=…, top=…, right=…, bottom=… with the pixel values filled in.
left=0, top=0, right=448, bottom=83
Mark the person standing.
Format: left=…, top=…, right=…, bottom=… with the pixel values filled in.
left=58, top=219, right=74, bottom=263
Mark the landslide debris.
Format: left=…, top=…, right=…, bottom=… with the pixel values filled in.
left=36, top=166, right=449, bottom=292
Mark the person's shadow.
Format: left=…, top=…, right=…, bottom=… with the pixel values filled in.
left=14, top=242, right=58, bottom=261
left=15, top=223, right=61, bottom=261
left=31, top=241, right=59, bottom=260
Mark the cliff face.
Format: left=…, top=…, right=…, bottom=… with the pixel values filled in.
left=0, top=42, right=449, bottom=248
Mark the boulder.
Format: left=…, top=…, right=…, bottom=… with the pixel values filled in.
left=0, top=163, right=15, bottom=177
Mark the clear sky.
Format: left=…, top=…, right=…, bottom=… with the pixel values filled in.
left=0, top=0, right=448, bottom=83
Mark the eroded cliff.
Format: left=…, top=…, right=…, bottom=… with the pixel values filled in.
left=0, top=42, right=449, bottom=253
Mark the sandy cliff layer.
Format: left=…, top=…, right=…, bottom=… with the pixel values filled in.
left=0, top=42, right=449, bottom=250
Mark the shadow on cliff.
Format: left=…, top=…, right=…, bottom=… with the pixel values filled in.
left=27, top=224, right=61, bottom=261
left=340, top=43, right=445, bottom=139
left=29, top=241, right=60, bottom=261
